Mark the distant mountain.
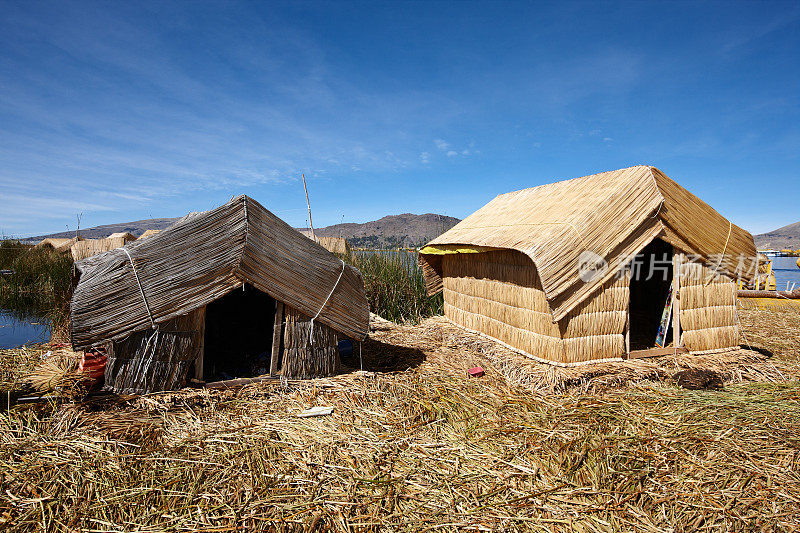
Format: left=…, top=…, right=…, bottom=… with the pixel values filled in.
left=754, top=221, right=800, bottom=250
left=299, top=213, right=461, bottom=248
left=27, top=212, right=460, bottom=249
left=27, top=217, right=180, bottom=242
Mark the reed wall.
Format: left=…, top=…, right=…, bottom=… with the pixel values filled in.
left=679, top=262, right=739, bottom=352
left=71, top=234, right=137, bottom=261
left=558, top=274, right=629, bottom=363
left=441, top=250, right=629, bottom=364
left=281, top=305, right=340, bottom=379
left=104, top=307, right=204, bottom=394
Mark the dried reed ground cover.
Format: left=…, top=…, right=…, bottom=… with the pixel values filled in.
left=0, top=308, right=799, bottom=531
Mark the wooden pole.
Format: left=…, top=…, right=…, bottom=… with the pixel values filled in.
left=766, top=260, right=774, bottom=290
left=625, top=299, right=630, bottom=357
left=673, top=254, right=682, bottom=349
left=302, top=174, right=315, bottom=241
left=625, top=266, right=631, bottom=357
left=754, top=254, right=760, bottom=290
left=270, top=301, right=284, bottom=376
left=195, top=306, right=206, bottom=381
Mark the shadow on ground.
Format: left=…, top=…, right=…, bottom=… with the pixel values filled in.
left=341, top=337, right=426, bottom=373
left=742, top=344, right=774, bottom=358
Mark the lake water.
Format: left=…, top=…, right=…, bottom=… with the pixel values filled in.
left=0, top=310, right=50, bottom=348
left=770, top=256, right=800, bottom=290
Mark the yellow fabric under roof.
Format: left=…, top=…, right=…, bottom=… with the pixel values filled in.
left=418, top=245, right=503, bottom=255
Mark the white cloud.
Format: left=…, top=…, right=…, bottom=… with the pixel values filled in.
left=603, top=137, right=613, bottom=142
left=419, top=152, right=430, bottom=164
left=446, top=150, right=458, bottom=157
left=434, top=139, right=450, bottom=151
left=461, top=149, right=470, bottom=155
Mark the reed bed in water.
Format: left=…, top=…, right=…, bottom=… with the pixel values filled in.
left=343, top=250, right=443, bottom=323
left=0, top=240, right=74, bottom=338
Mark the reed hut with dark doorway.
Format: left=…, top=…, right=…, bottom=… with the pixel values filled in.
left=71, top=232, right=138, bottom=261
left=419, top=166, right=757, bottom=366
left=70, top=196, right=370, bottom=393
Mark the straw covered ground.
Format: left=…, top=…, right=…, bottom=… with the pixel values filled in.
left=0, top=307, right=799, bottom=531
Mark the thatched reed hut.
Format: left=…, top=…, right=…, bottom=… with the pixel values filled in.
left=419, top=166, right=757, bottom=366
left=35, top=236, right=83, bottom=253
left=299, top=231, right=350, bottom=255
left=70, top=196, right=369, bottom=394
left=138, top=229, right=161, bottom=239
left=71, top=232, right=137, bottom=261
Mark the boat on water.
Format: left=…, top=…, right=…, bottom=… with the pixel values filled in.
left=736, top=254, right=800, bottom=310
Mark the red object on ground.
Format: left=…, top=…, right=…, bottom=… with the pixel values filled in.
left=80, top=348, right=107, bottom=387
left=467, top=366, right=485, bottom=378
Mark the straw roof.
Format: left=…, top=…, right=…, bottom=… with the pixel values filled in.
left=421, top=166, right=756, bottom=321
left=138, top=229, right=161, bottom=239
left=107, top=232, right=137, bottom=240
left=70, top=196, right=369, bottom=350
left=70, top=233, right=138, bottom=261
left=299, top=231, right=350, bottom=254
left=35, top=237, right=83, bottom=253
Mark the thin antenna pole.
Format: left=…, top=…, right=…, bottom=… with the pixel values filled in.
left=302, top=173, right=315, bottom=240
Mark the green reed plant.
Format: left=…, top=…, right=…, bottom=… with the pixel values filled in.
left=0, top=239, right=29, bottom=270
left=0, top=240, right=74, bottom=332
left=343, top=250, right=442, bottom=323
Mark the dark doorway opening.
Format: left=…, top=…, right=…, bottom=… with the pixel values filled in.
left=629, top=238, right=674, bottom=350
left=202, top=284, right=276, bottom=381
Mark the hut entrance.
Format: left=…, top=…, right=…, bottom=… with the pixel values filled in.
left=201, top=284, right=277, bottom=381
left=628, top=239, right=673, bottom=350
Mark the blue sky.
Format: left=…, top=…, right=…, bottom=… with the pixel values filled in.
left=1, top=0, right=798, bottom=237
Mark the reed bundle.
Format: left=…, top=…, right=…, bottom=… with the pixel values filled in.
left=27, top=351, right=84, bottom=395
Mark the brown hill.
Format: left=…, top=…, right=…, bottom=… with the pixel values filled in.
left=754, top=221, right=800, bottom=250
left=28, top=218, right=180, bottom=241
left=300, top=213, right=461, bottom=248
left=29, top=212, right=460, bottom=249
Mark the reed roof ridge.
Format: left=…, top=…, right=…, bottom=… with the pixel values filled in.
left=493, top=164, right=655, bottom=198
